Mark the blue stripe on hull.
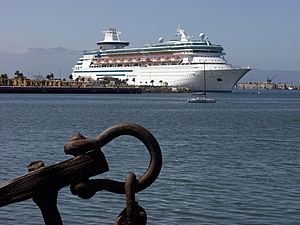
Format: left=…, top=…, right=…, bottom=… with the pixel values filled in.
left=74, top=70, right=133, bottom=73
left=96, top=74, right=126, bottom=77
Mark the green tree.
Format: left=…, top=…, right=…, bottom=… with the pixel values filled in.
left=1, top=73, right=8, bottom=79
left=69, top=74, right=73, bottom=80
left=46, top=73, right=54, bottom=80
left=14, top=70, right=24, bottom=78
left=0, top=73, right=9, bottom=86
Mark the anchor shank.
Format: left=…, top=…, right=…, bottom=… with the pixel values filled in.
left=0, top=150, right=108, bottom=207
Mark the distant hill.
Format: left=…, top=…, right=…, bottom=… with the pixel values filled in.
left=0, top=48, right=299, bottom=84
left=0, top=47, right=82, bottom=78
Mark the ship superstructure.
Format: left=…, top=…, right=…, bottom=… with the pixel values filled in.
left=72, top=26, right=250, bottom=91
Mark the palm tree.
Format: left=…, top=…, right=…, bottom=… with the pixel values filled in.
left=159, top=80, right=163, bottom=86
left=14, top=70, right=20, bottom=77
left=1, top=73, right=8, bottom=79
left=14, top=70, right=24, bottom=78
left=0, top=73, right=9, bottom=86
left=150, top=80, right=154, bottom=86
left=46, top=73, right=54, bottom=80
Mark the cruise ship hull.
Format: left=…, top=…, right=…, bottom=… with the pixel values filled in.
left=181, top=68, right=251, bottom=92
left=135, top=65, right=250, bottom=92
left=72, top=66, right=250, bottom=92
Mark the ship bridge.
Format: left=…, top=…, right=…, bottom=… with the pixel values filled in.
left=97, top=28, right=129, bottom=50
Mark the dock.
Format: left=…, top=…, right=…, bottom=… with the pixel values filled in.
left=0, top=86, right=142, bottom=94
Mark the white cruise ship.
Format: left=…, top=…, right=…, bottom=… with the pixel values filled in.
left=72, top=26, right=250, bottom=92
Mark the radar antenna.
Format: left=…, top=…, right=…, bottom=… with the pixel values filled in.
left=176, top=24, right=189, bottom=42
left=199, top=33, right=206, bottom=41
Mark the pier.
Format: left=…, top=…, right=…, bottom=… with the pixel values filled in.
left=235, top=82, right=300, bottom=90
left=0, top=86, right=142, bottom=94
left=1, top=75, right=299, bottom=94
left=0, top=76, right=142, bottom=93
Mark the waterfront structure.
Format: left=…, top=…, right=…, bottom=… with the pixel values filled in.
left=236, top=82, right=290, bottom=90
left=72, top=26, right=251, bottom=92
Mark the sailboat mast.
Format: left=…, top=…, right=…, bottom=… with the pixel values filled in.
left=203, top=61, right=207, bottom=98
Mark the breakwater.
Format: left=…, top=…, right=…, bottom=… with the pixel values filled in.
left=236, top=82, right=300, bottom=90
left=0, top=86, right=142, bottom=94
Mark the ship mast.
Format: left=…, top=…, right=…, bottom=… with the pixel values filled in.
left=204, top=61, right=207, bottom=98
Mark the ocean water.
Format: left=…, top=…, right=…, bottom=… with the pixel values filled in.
left=0, top=90, right=299, bottom=225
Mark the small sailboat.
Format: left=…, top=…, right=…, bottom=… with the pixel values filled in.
left=187, top=61, right=216, bottom=103
left=187, top=93, right=216, bottom=103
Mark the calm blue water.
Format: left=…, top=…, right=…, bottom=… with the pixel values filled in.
left=0, top=90, right=299, bottom=225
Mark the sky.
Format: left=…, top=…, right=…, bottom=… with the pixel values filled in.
left=1, top=0, right=300, bottom=71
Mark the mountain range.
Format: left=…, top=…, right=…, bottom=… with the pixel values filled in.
left=0, top=47, right=299, bottom=84
left=0, top=47, right=81, bottom=78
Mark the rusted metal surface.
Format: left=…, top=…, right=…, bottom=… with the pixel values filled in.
left=0, top=150, right=108, bottom=207
left=114, top=172, right=147, bottom=225
left=65, top=123, right=162, bottom=194
left=0, top=123, right=162, bottom=225
left=28, top=161, right=63, bottom=225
